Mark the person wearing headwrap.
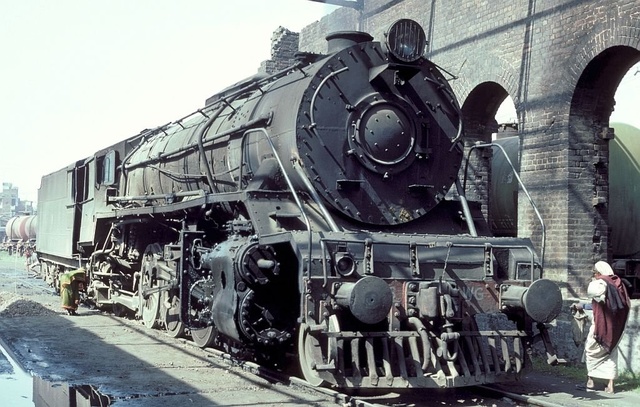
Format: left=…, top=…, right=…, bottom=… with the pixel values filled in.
left=577, top=260, right=630, bottom=393
left=60, top=268, right=86, bottom=316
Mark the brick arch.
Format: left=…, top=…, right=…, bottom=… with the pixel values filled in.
left=461, top=82, right=508, bottom=142
left=456, top=54, right=521, bottom=114
left=565, top=23, right=640, bottom=130
left=457, top=54, right=521, bottom=142
left=565, top=24, right=640, bottom=94
left=569, top=45, right=640, bottom=132
left=565, top=38, right=640, bottom=292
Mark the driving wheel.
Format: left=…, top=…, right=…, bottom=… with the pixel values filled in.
left=139, top=268, right=160, bottom=329
left=191, top=326, right=217, bottom=348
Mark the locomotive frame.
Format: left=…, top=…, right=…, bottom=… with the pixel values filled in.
left=36, top=19, right=563, bottom=389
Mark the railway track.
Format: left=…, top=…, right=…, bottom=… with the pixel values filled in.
left=193, top=340, right=569, bottom=407
left=476, top=385, right=567, bottom=407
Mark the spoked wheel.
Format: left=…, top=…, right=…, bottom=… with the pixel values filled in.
left=162, top=295, right=184, bottom=338
left=298, top=323, right=326, bottom=387
left=191, top=326, right=217, bottom=348
left=139, top=269, right=160, bottom=329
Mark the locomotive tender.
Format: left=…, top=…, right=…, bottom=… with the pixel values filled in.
left=37, top=19, right=563, bottom=389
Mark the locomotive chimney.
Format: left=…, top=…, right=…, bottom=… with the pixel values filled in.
left=326, top=31, right=373, bottom=53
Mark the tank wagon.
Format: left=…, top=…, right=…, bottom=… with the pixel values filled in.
left=4, top=215, right=37, bottom=242
left=37, top=20, right=563, bottom=389
left=3, top=215, right=37, bottom=254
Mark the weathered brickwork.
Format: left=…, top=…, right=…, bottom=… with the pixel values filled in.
left=299, top=6, right=361, bottom=53
left=259, top=27, right=300, bottom=75
left=293, top=0, right=640, bottom=299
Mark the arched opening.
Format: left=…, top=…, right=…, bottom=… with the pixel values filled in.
left=461, top=82, right=508, bottom=142
left=495, top=95, right=518, bottom=131
left=568, top=45, right=640, bottom=294
left=461, top=82, right=518, bottom=237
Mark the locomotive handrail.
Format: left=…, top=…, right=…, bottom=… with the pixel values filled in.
left=237, top=126, right=339, bottom=232
left=454, top=179, right=478, bottom=237
left=243, top=128, right=314, bottom=278
left=121, top=115, right=271, bottom=171
left=197, top=103, right=232, bottom=193
left=450, top=117, right=464, bottom=145
left=291, top=162, right=340, bottom=232
left=422, top=70, right=464, bottom=145
left=120, top=123, right=173, bottom=186
left=463, top=142, right=546, bottom=268
left=309, top=66, right=349, bottom=126
left=205, top=61, right=307, bottom=107
left=306, top=67, right=351, bottom=229
left=107, top=189, right=205, bottom=204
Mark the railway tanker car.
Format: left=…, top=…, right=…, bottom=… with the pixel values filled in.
left=609, top=122, right=640, bottom=296
left=3, top=215, right=37, bottom=254
left=37, top=20, right=563, bottom=389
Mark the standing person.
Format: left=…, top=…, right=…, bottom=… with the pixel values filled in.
left=60, top=268, right=86, bottom=316
left=576, top=260, right=630, bottom=393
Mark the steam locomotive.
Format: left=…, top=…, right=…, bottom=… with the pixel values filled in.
left=37, top=19, right=563, bottom=389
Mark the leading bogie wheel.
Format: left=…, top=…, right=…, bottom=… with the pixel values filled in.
left=298, top=323, right=325, bottom=387
left=191, top=326, right=217, bottom=348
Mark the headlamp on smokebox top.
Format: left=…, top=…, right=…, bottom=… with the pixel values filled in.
left=385, top=19, right=427, bottom=63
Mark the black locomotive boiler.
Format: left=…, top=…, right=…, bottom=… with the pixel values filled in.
left=37, top=19, right=563, bottom=389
